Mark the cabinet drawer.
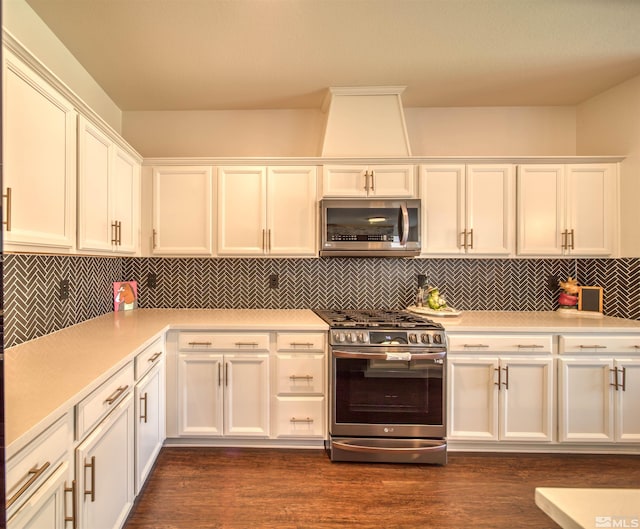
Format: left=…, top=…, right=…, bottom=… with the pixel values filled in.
left=276, top=333, right=326, bottom=352
left=275, top=353, right=325, bottom=395
left=6, top=413, right=72, bottom=512
left=448, top=334, right=553, bottom=353
left=178, top=332, right=270, bottom=351
left=560, top=335, right=640, bottom=354
left=274, top=397, right=325, bottom=438
left=76, top=363, right=134, bottom=439
left=135, top=337, right=164, bottom=379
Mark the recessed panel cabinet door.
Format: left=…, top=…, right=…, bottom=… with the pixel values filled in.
left=615, top=358, right=640, bottom=442
left=3, top=50, right=76, bottom=250
left=111, top=147, right=140, bottom=254
left=152, top=166, right=213, bottom=255
left=177, top=354, right=223, bottom=436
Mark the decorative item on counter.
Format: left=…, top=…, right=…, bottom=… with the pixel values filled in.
left=558, top=277, right=579, bottom=310
left=578, top=286, right=604, bottom=315
left=114, top=281, right=138, bottom=311
left=407, top=285, right=461, bottom=317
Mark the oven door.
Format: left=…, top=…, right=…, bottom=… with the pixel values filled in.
left=331, top=347, right=446, bottom=439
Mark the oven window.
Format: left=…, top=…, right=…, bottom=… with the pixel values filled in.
left=334, top=358, right=443, bottom=426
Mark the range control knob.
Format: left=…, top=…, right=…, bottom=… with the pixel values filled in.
left=408, top=333, right=418, bottom=344
left=356, top=332, right=365, bottom=343
left=432, top=334, right=442, bottom=345
left=421, top=333, right=431, bottom=344
left=335, top=332, right=346, bottom=343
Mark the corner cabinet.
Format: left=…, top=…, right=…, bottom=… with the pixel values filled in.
left=2, top=49, right=77, bottom=252
left=217, top=166, right=317, bottom=256
left=322, top=165, right=414, bottom=197
left=78, top=116, right=141, bottom=254
left=516, top=163, right=617, bottom=256
left=447, top=334, right=554, bottom=442
left=151, top=166, right=214, bottom=255
left=419, top=164, right=515, bottom=255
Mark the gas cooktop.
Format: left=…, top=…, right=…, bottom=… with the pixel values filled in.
left=314, top=309, right=444, bottom=330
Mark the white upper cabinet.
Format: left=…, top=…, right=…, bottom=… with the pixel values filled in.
left=517, top=163, right=617, bottom=256
left=78, top=117, right=140, bottom=254
left=217, top=166, right=317, bottom=256
left=3, top=49, right=77, bottom=251
left=322, top=165, right=414, bottom=197
left=420, top=164, right=515, bottom=255
left=152, top=166, right=214, bottom=255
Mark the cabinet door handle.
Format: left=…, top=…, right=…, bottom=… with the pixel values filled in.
left=460, top=230, right=468, bottom=250
left=502, top=365, right=509, bottom=390
left=64, top=479, right=77, bottom=529
left=140, top=392, right=148, bottom=423
left=104, top=385, right=129, bottom=405
left=561, top=230, right=567, bottom=250
left=569, top=229, right=575, bottom=250
left=3, top=187, right=12, bottom=232
left=610, top=368, right=619, bottom=390
left=111, top=221, right=118, bottom=245
left=152, top=228, right=158, bottom=249
left=148, top=352, right=162, bottom=363
left=225, top=363, right=229, bottom=386
left=289, top=375, right=313, bottom=382
left=370, top=170, right=375, bottom=192
left=494, top=367, right=501, bottom=388
left=468, top=228, right=474, bottom=250
left=84, top=456, right=96, bottom=502
left=6, top=461, right=51, bottom=508
left=290, top=417, right=313, bottom=424
left=363, top=170, right=370, bottom=191
left=619, top=366, right=627, bottom=392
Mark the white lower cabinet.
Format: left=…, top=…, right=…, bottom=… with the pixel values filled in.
left=447, top=334, right=554, bottom=443
left=178, top=351, right=270, bottom=437
left=75, top=392, right=135, bottom=529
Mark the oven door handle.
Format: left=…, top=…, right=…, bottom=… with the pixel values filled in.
left=332, top=440, right=447, bottom=454
left=332, top=350, right=446, bottom=361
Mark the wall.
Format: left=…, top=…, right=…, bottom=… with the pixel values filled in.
left=577, top=74, right=640, bottom=258
left=2, top=0, right=122, bottom=132
left=4, top=253, right=640, bottom=348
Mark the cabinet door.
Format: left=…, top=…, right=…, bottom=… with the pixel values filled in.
left=516, top=165, right=564, bottom=256
left=76, top=393, right=134, bottom=529
left=7, top=462, right=70, bottom=529
left=217, top=166, right=267, bottom=255
left=177, top=353, right=223, bottom=436
left=224, top=354, right=270, bottom=437
left=152, top=166, right=213, bottom=255
left=447, top=357, right=499, bottom=440
left=3, top=50, right=76, bottom=250
left=135, top=361, right=165, bottom=494
left=322, top=166, right=368, bottom=197
left=420, top=165, right=466, bottom=254
left=565, top=164, right=616, bottom=256
left=465, top=164, right=514, bottom=255
left=615, top=358, right=640, bottom=442
left=77, top=117, right=112, bottom=252
left=558, top=358, right=615, bottom=442
left=499, top=357, right=554, bottom=442
left=267, top=166, right=317, bottom=256
left=368, top=165, right=414, bottom=197
left=111, top=147, right=140, bottom=254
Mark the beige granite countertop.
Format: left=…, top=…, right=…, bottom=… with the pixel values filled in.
left=4, top=309, right=327, bottom=454
left=535, top=487, right=640, bottom=529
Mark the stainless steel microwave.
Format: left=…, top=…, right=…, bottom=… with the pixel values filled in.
left=320, top=199, right=421, bottom=257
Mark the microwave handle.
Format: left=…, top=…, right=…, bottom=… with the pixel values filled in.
left=400, top=202, right=409, bottom=245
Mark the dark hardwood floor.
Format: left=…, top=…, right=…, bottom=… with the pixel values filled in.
left=124, top=447, right=640, bottom=529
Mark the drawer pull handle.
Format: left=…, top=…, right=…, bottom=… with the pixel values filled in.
left=289, top=375, right=313, bottom=382
left=148, top=352, right=162, bottom=363
left=290, top=417, right=313, bottom=424
left=290, top=342, right=314, bottom=348
left=517, top=344, right=544, bottom=349
left=140, top=392, right=148, bottom=423
left=633, top=345, right=640, bottom=349
left=188, top=341, right=212, bottom=346
left=64, top=480, right=77, bottom=529
left=6, top=461, right=51, bottom=508
left=464, top=344, right=490, bottom=348
left=104, top=385, right=129, bottom=405
left=84, top=456, right=95, bottom=502
left=235, top=342, right=259, bottom=347
left=578, top=345, right=607, bottom=349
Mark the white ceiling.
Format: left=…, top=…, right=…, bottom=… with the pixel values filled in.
left=24, top=0, right=640, bottom=111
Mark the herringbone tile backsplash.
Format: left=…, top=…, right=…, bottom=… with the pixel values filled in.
left=4, top=254, right=640, bottom=347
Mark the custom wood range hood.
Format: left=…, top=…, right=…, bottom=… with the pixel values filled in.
left=319, top=86, right=412, bottom=157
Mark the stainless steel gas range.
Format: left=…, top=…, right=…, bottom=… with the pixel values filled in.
left=314, top=309, right=447, bottom=465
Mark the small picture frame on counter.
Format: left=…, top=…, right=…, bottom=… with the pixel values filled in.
left=578, top=286, right=603, bottom=314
